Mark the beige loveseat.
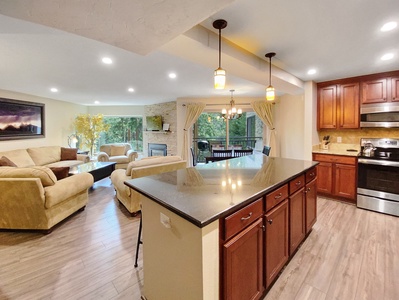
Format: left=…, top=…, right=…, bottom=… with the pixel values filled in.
left=0, top=166, right=93, bottom=232
left=97, top=143, right=138, bottom=169
left=0, top=146, right=90, bottom=168
left=111, top=156, right=187, bottom=215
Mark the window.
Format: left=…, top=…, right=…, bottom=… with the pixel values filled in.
left=193, top=111, right=264, bottom=162
left=99, top=116, right=143, bottom=151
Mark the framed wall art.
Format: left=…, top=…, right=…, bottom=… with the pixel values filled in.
left=0, top=98, right=45, bottom=140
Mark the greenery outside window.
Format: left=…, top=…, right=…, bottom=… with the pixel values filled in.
left=99, top=116, right=143, bottom=151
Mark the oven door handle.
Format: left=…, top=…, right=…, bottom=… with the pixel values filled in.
left=358, top=158, right=399, bottom=167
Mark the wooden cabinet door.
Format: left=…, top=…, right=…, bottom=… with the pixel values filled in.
left=361, top=78, right=387, bottom=104
left=334, top=163, right=356, bottom=201
left=339, top=83, right=359, bottom=128
left=315, top=162, right=333, bottom=194
left=289, top=188, right=305, bottom=255
left=305, top=179, right=317, bottom=234
left=318, top=85, right=337, bottom=129
left=265, top=199, right=289, bottom=288
left=223, top=218, right=264, bottom=300
left=392, top=77, right=399, bottom=102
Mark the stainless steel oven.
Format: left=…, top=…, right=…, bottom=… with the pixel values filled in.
left=357, top=138, right=399, bottom=216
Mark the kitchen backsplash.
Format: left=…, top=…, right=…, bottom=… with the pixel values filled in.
left=318, top=128, right=399, bottom=144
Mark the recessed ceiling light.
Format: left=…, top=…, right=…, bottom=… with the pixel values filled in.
left=168, top=73, right=177, bottom=79
left=307, top=69, right=317, bottom=75
left=102, top=57, right=113, bottom=64
left=128, top=87, right=135, bottom=92
left=94, top=100, right=100, bottom=104
left=381, top=21, right=397, bottom=32
left=50, top=87, right=58, bottom=92
left=381, top=53, right=394, bottom=60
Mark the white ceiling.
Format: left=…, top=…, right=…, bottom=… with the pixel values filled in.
left=0, top=0, right=398, bottom=106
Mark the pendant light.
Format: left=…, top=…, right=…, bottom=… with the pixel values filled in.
left=221, top=90, right=242, bottom=120
left=265, top=52, right=276, bottom=101
left=213, top=19, right=228, bottom=89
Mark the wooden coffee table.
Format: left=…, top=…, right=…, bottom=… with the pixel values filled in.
left=69, top=161, right=116, bottom=182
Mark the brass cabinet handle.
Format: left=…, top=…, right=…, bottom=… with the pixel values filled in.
left=274, top=193, right=282, bottom=199
left=295, top=181, right=302, bottom=186
left=241, top=212, right=252, bottom=221
left=268, top=219, right=273, bottom=225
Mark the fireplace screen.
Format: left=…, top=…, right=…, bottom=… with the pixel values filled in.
left=148, top=143, right=167, bottom=156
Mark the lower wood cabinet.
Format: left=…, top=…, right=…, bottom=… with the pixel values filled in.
left=305, top=178, right=317, bottom=234
left=313, top=154, right=356, bottom=203
left=223, top=218, right=264, bottom=300
left=265, top=199, right=289, bottom=288
left=289, top=187, right=306, bottom=255
left=222, top=169, right=317, bottom=299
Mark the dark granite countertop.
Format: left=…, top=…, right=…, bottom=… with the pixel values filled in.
left=125, top=153, right=318, bottom=228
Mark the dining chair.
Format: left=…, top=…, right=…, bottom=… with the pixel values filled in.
left=234, top=149, right=253, bottom=157
left=262, top=146, right=271, bottom=156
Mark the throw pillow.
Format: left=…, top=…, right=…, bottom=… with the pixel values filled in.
left=50, top=167, right=70, bottom=180
left=61, top=147, right=78, bottom=160
left=0, top=156, right=17, bottom=167
left=110, top=145, right=126, bottom=157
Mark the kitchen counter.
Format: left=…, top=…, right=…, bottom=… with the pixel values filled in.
left=124, top=153, right=318, bottom=300
left=125, top=153, right=318, bottom=228
left=312, top=143, right=360, bottom=157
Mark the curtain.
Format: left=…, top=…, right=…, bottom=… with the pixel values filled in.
left=182, top=103, right=206, bottom=165
left=251, top=101, right=278, bottom=157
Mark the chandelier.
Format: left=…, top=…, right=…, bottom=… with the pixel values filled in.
left=221, top=90, right=242, bottom=120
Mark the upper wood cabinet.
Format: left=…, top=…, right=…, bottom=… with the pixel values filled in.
left=318, top=83, right=359, bottom=129
left=392, top=77, right=399, bottom=102
left=361, top=74, right=399, bottom=104
left=361, top=78, right=387, bottom=104
left=318, top=85, right=337, bottom=129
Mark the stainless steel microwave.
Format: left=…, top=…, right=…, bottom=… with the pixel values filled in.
left=360, top=103, right=399, bottom=128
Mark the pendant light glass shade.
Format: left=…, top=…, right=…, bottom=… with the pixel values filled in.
left=213, top=19, right=228, bottom=89
left=265, top=52, right=276, bottom=101
left=266, top=85, right=275, bottom=101
left=214, top=67, right=226, bottom=89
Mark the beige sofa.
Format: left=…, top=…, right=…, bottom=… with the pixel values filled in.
left=97, top=143, right=138, bottom=169
left=111, top=156, right=187, bottom=215
left=0, top=146, right=90, bottom=168
left=0, top=146, right=93, bottom=232
left=0, top=166, right=94, bottom=232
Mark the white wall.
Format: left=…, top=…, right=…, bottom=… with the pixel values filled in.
left=0, top=89, right=87, bottom=152
left=274, top=94, right=305, bottom=160
left=87, top=105, right=144, bottom=116
left=304, top=81, right=319, bottom=160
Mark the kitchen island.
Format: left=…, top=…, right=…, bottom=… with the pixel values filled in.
left=125, top=153, right=318, bottom=300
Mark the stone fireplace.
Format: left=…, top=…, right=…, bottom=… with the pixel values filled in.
left=148, top=143, right=167, bottom=156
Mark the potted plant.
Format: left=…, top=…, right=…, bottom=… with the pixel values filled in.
left=73, top=114, right=110, bottom=157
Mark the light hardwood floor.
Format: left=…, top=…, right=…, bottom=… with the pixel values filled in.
left=0, top=178, right=398, bottom=300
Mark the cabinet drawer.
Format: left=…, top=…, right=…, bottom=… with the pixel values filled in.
left=289, top=174, right=305, bottom=194
left=306, top=168, right=317, bottom=183
left=313, top=154, right=356, bottom=165
left=224, top=198, right=263, bottom=241
left=266, top=184, right=288, bottom=211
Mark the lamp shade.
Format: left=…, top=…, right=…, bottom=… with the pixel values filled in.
left=214, top=67, right=226, bottom=89
left=266, top=85, right=275, bottom=101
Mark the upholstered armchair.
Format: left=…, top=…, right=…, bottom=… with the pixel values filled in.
left=97, top=143, right=138, bottom=169
left=111, top=156, right=187, bottom=215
